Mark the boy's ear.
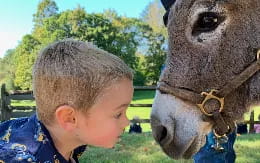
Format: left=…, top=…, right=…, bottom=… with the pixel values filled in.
left=55, top=105, right=77, bottom=131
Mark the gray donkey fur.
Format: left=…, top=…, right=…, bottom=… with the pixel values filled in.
left=162, top=0, right=260, bottom=118
left=151, top=0, right=259, bottom=159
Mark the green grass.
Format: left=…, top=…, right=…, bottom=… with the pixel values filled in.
left=11, top=100, right=35, bottom=106
left=235, top=134, right=260, bottom=163
left=79, top=133, right=260, bottom=163
left=79, top=132, right=192, bottom=163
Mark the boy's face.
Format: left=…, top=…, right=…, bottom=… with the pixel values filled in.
left=75, top=79, right=133, bottom=148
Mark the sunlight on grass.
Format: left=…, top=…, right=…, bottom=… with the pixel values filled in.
left=11, top=100, right=35, bottom=106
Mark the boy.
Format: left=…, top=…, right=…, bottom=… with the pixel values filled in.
left=0, top=39, right=134, bottom=162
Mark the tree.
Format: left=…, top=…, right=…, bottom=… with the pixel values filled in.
left=139, top=0, right=169, bottom=84
left=0, top=49, right=16, bottom=90
left=141, top=0, right=167, bottom=38
left=14, top=35, right=40, bottom=89
left=144, top=32, right=167, bottom=85
left=133, top=53, right=147, bottom=85
left=33, top=5, right=140, bottom=67
left=33, top=0, right=58, bottom=27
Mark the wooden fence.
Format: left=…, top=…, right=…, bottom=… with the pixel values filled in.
left=0, top=84, right=258, bottom=133
left=0, top=84, right=154, bottom=123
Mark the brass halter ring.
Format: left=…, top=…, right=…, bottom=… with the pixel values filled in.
left=213, top=125, right=230, bottom=138
left=213, top=128, right=226, bottom=138
left=197, top=89, right=224, bottom=116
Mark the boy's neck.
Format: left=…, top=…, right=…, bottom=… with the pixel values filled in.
left=45, top=124, right=78, bottom=161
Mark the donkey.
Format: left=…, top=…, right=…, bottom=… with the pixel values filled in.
left=150, top=0, right=260, bottom=159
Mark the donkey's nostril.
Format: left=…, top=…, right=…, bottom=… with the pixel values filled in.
left=160, top=126, right=168, bottom=142
left=156, top=125, right=168, bottom=144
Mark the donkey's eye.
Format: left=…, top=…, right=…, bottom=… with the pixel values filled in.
left=192, top=12, right=224, bottom=35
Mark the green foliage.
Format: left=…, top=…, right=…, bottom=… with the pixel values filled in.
left=33, top=0, right=58, bottom=27
left=0, top=49, right=16, bottom=90
left=139, top=0, right=169, bottom=85
left=33, top=8, right=139, bottom=69
left=133, top=70, right=146, bottom=86
left=144, top=33, right=167, bottom=85
left=132, top=53, right=147, bottom=85
left=141, top=0, right=167, bottom=38
left=14, top=35, right=40, bottom=90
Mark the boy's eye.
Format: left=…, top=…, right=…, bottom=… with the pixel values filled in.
left=114, top=113, right=122, bottom=119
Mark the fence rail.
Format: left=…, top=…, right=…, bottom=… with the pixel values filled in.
left=0, top=84, right=156, bottom=122
left=0, top=84, right=258, bottom=133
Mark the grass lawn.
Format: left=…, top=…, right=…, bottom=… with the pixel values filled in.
left=235, top=134, right=260, bottom=163
left=80, top=133, right=260, bottom=163
left=80, top=132, right=192, bottom=163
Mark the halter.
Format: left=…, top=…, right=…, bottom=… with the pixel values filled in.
left=157, top=50, right=260, bottom=148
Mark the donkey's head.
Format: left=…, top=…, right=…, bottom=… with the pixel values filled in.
left=151, top=0, right=260, bottom=159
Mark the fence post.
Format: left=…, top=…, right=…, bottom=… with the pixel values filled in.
left=0, top=84, right=4, bottom=121
left=249, top=111, right=255, bottom=133
left=0, top=84, right=11, bottom=122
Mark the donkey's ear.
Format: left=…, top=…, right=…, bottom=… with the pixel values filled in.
left=161, top=0, right=176, bottom=10
left=161, top=0, right=176, bottom=26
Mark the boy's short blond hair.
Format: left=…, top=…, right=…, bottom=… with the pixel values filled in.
left=33, top=39, right=133, bottom=125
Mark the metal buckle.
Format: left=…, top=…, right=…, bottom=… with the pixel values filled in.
left=197, top=89, right=224, bottom=116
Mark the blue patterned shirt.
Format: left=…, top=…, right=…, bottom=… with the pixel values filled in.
left=0, top=114, right=86, bottom=163
left=193, top=131, right=236, bottom=163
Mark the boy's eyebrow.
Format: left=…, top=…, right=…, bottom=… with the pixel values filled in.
left=115, top=103, right=130, bottom=110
